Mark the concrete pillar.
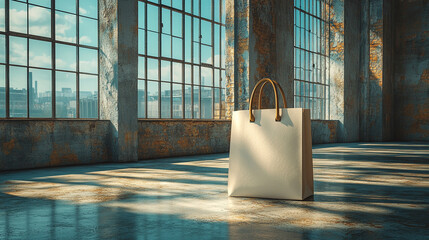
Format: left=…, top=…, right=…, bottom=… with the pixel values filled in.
left=344, top=0, right=361, bottom=141
left=225, top=0, right=294, bottom=113
left=225, top=0, right=250, bottom=119
left=329, top=0, right=361, bottom=142
left=359, top=0, right=393, bottom=141
left=328, top=0, right=345, bottom=140
left=99, top=0, right=138, bottom=162
left=249, top=0, right=294, bottom=109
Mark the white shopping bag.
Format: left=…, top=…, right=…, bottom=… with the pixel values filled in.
left=228, top=78, right=314, bottom=200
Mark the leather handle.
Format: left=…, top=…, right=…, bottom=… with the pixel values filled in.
left=249, top=78, right=287, bottom=122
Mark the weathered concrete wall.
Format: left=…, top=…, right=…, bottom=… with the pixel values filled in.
left=0, top=120, right=113, bottom=171
left=99, top=0, right=138, bottom=161
left=393, top=0, right=429, bottom=141
left=311, top=120, right=340, bottom=144
left=137, top=119, right=338, bottom=160
left=138, top=120, right=231, bottom=159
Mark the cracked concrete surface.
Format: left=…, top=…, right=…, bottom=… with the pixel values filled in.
left=0, top=143, right=428, bottom=239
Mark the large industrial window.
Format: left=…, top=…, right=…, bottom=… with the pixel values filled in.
left=138, top=0, right=226, bottom=119
left=0, top=0, right=99, bottom=119
left=294, top=0, right=329, bottom=119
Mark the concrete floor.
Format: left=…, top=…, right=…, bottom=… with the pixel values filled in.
left=0, top=143, right=428, bottom=240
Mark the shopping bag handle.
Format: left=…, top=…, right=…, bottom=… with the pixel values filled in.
left=249, top=78, right=287, bottom=122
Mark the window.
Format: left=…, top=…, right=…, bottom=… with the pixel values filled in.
left=294, top=0, right=329, bottom=119
left=0, top=0, right=99, bottom=119
left=138, top=0, right=226, bottom=119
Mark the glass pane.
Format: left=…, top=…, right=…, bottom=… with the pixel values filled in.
left=214, top=0, right=219, bottom=22
left=201, top=0, right=212, bottom=20
left=0, top=1, right=3, bottom=31
left=161, top=82, right=171, bottom=118
left=185, top=0, right=191, bottom=13
left=138, top=1, right=145, bottom=28
left=147, top=31, right=159, bottom=57
left=193, top=85, right=199, bottom=118
left=56, top=11, right=77, bottom=43
left=0, top=65, right=5, bottom=117
left=147, top=4, right=159, bottom=32
left=162, top=8, right=171, bottom=34
left=193, top=43, right=199, bottom=64
left=193, top=0, right=199, bottom=16
left=184, top=85, right=191, bottom=118
left=29, top=68, right=52, bottom=118
left=56, top=44, right=76, bottom=71
left=79, top=74, right=98, bottom=118
left=29, top=5, right=51, bottom=37
left=172, top=62, right=182, bottom=83
left=221, top=70, right=225, bottom=88
left=172, top=84, right=182, bottom=118
left=214, top=69, right=219, bottom=87
left=172, top=0, right=183, bottom=10
left=214, top=24, right=220, bottom=67
left=221, top=87, right=225, bottom=118
left=9, top=66, right=27, bottom=118
left=201, top=67, right=212, bottom=86
left=29, top=39, right=52, bottom=69
left=138, top=56, right=145, bottom=79
left=221, top=26, right=225, bottom=68
left=56, top=0, right=76, bottom=13
left=162, top=0, right=171, bottom=6
left=184, top=16, right=191, bottom=62
left=201, top=20, right=211, bottom=45
left=172, top=12, right=182, bottom=37
left=56, top=71, right=76, bottom=118
left=201, top=87, right=212, bottom=119
left=147, top=58, right=159, bottom=80
left=138, top=80, right=145, bottom=118
left=10, top=1, right=27, bottom=34
left=0, top=34, right=5, bottom=63
left=172, top=37, right=182, bottom=60
left=147, top=80, right=159, bottom=118
left=161, top=34, right=171, bottom=58
left=10, top=36, right=27, bottom=66
left=221, top=0, right=225, bottom=23
left=193, top=18, right=199, bottom=42
left=79, top=17, right=98, bottom=47
left=201, top=45, right=212, bottom=65
left=160, top=60, right=171, bottom=81
left=79, top=47, right=98, bottom=74
left=193, top=65, right=200, bottom=85
left=214, top=88, right=220, bottom=119
left=184, top=64, right=191, bottom=84
left=138, top=29, right=145, bottom=54
left=79, top=0, right=98, bottom=19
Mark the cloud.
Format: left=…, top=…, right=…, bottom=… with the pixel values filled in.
left=29, top=6, right=51, bottom=36
left=10, top=8, right=27, bottom=33
left=10, top=40, right=27, bottom=65
left=79, top=59, right=98, bottom=74
left=30, top=54, right=51, bottom=68
left=79, top=36, right=91, bottom=45
left=55, top=12, right=76, bottom=43
left=79, top=7, right=87, bottom=15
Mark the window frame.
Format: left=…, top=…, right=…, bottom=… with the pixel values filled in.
left=138, top=0, right=226, bottom=120
left=294, top=0, right=330, bottom=120
left=0, top=0, right=100, bottom=119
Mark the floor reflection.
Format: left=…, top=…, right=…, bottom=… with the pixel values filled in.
left=0, top=143, right=428, bottom=239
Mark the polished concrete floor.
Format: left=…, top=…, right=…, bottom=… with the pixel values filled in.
left=0, top=142, right=428, bottom=239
